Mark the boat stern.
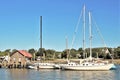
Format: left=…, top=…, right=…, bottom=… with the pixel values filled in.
left=110, top=64, right=116, bottom=70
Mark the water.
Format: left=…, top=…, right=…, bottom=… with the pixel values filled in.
left=0, top=65, right=120, bottom=80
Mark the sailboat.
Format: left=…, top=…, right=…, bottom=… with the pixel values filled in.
left=27, top=16, right=55, bottom=69
left=60, top=5, right=115, bottom=70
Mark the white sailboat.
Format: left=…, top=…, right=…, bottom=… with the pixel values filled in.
left=61, top=5, right=115, bottom=70
left=27, top=62, right=55, bottom=69
left=28, top=16, right=55, bottom=69
left=34, top=62, right=55, bottom=69
left=37, top=16, right=56, bottom=69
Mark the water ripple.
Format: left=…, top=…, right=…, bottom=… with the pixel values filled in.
left=0, top=65, right=120, bottom=80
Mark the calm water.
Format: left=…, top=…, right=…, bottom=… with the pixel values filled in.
left=0, top=65, right=120, bottom=80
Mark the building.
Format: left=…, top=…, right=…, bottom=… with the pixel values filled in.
left=1, top=56, right=10, bottom=68
left=9, top=50, right=32, bottom=68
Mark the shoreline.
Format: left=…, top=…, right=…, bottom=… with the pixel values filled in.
left=108, top=59, right=120, bottom=64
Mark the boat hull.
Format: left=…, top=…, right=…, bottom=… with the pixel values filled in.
left=34, top=63, right=55, bottom=69
left=38, top=65, right=55, bottom=69
left=61, top=64, right=114, bottom=71
left=27, top=65, right=37, bottom=69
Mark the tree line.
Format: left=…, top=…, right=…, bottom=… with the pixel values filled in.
left=0, top=46, right=120, bottom=59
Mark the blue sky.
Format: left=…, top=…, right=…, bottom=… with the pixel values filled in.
left=0, top=0, right=119, bottom=51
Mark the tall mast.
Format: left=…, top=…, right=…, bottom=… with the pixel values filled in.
left=83, top=5, right=86, bottom=59
left=40, top=16, right=42, bottom=55
left=40, top=16, right=45, bottom=59
left=89, top=12, right=92, bottom=60
left=66, top=36, right=69, bottom=60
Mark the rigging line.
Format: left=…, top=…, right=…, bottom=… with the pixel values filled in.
left=92, top=16, right=113, bottom=58
left=71, top=7, right=83, bottom=49
left=92, top=16, right=107, bottom=48
left=67, top=6, right=83, bottom=60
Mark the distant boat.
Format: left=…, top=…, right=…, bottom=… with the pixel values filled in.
left=34, top=62, right=55, bottom=69
left=27, top=62, right=55, bottom=69
left=60, top=5, right=116, bottom=71
left=27, top=64, right=37, bottom=69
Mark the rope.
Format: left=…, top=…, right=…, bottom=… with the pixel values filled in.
left=67, top=7, right=83, bottom=59
left=71, top=8, right=83, bottom=49
left=92, top=16, right=113, bottom=60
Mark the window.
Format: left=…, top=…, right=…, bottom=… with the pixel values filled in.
left=19, top=58, right=21, bottom=62
left=13, top=58, right=16, bottom=61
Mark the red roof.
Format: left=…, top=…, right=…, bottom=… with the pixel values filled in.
left=18, top=50, right=32, bottom=58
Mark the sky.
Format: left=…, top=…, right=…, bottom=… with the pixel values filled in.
left=0, top=0, right=119, bottom=51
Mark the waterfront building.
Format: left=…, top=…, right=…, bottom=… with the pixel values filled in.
left=9, top=50, right=32, bottom=68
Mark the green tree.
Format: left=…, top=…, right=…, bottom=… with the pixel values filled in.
left=46, top=49, right=55, bottom=59
left=56, top=51, right=62, bottom=59
left=11, top=49, right=17, bottom=53
left=70, top=48, right=78, bottom=58
left=28, top=48, right=36, bottom=55
left=5, top=49, right=11, bottom=53
left=36, top=48, right=46, bottom=56
left=61, top=50, right=67, bottom=59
